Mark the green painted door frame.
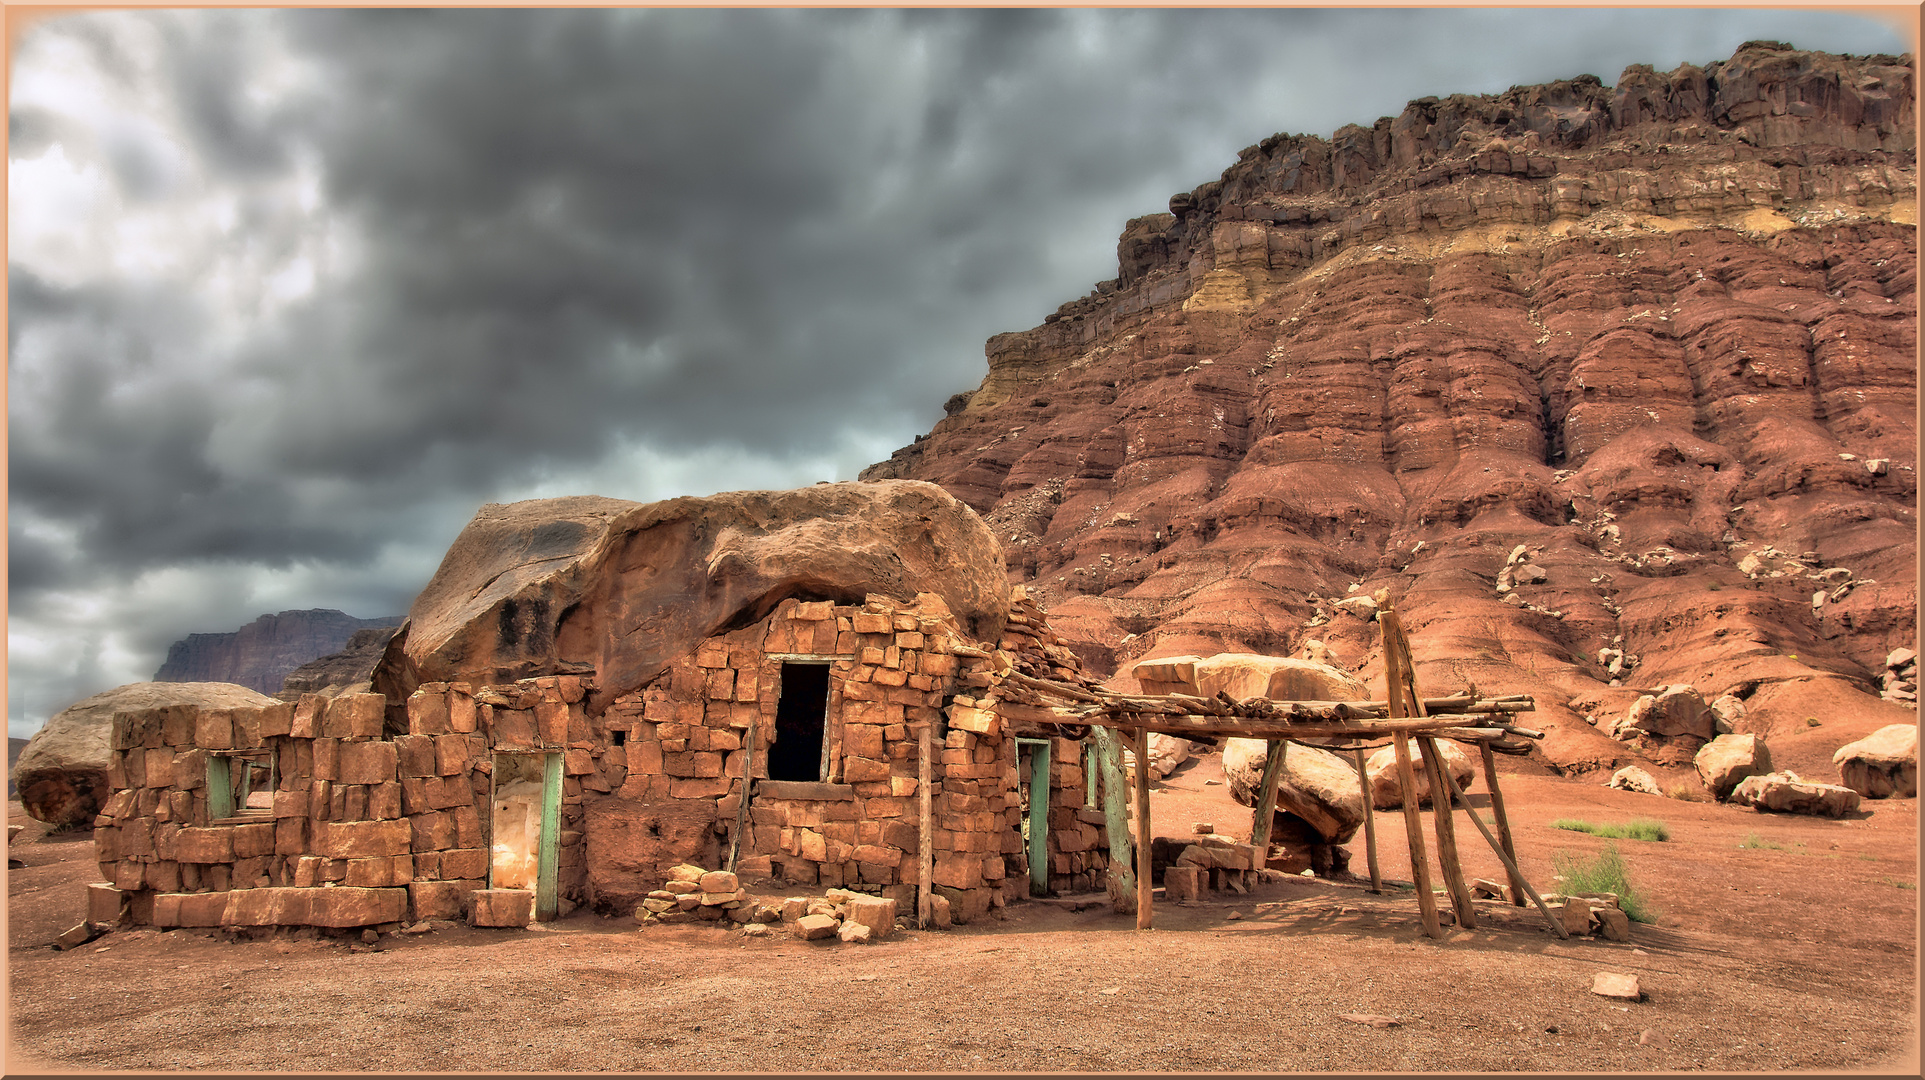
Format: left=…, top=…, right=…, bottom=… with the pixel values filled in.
left=1016, top=737, right=1052, bottom=897
left=536, top=751, right=562, bottom=921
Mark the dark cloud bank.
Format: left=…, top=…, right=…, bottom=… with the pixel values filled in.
left=8, top=8, right=1908, bottom=735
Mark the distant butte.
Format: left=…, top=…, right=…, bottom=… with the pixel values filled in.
left=863, top=42, right=1918, bottom=775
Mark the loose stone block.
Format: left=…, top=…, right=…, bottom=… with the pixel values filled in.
left=1594, top=905, right=1632, bottom=942
left=471, top=889, right=536, bottom=928
left=699, top=870, right=740, bottom=894
left=1164, top=865, right=1205, bottom=901
left=793, top=913, right=840, bottom=940
left=87, top=883, right=126, bottom=925
left=845, top=896, right=897, bottom=940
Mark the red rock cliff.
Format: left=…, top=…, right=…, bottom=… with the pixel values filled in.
left=864, top=42, right=1917, bottom=774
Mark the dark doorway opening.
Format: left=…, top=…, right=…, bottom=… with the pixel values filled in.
left=769, top=662, right=830, bottom=782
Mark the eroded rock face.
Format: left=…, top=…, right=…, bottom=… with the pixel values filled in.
left=864, top=43, right=1916, bottom=779
left=1831, top=724, right=1919, bottom=798
left=279, top=626, right=403, bottom=700
left=13, top=682, right=279, bottom=828
left=374, top=481, right=1009, bottom=714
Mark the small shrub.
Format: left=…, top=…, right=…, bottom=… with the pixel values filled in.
left=1887, top=879, right=1917, bottom=891
left=1552, top=843, right=1656, bottom=924
left=1552, top=817, right=1670, bottom=842
left=1739, top=833, right=1784, bottom=851
left=1665, top=783, right=1707, bottom=802
left=1805, top=717, right=1822, bottom=728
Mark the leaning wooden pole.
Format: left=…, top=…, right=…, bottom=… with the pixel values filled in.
left=1479, top=741, right=1527, bottom=907
left=1353, top=746, right=1382, bottom=892
left=1093, top=725, right=1136, bottom=915
left=1380, top=605, right=1443, bottom=939
left=1249, top=739, right=1288, bottom=850
left=1132, top=725, right=1153, bottom=930
left=726, top=723, right=757, bottom=872
left=1434, top=753, right=1568, bottom=939
left=1419, top=734, right=1478, bottom=930
left=918, top=720, right=934, bottom=927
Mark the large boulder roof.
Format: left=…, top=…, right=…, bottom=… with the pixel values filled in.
left=375, top=480, right=1008, bottom=711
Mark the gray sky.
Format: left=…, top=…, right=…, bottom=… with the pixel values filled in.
left=7, top=7, right=1911, bottom=738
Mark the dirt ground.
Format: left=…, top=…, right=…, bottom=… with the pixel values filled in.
left=7, top=752, right=1919, bottom=1075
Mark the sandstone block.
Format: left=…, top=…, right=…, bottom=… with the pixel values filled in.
left=409, top=880, right=484, bottom=921
left=1163, top=865, right=1205, bottom=902
left=1606, top=766, right=1662, bottom=795
left=322, top=819, right=412, bottom=859
left=794, top=913, right=840, bottom=940
left=838, top=920, right=874, bottom=944
left=846, top=896, right=897, bottom=940
left=440, top=847, right=488, bottom=879
left=1591, top=972, right=1641, bottom=1000
left=86, top=883, right=126, bottom=925
left=308, top=886, right=410, bottom=928
left=338, top=741, right=399, bottom=786
left=470, top=889, right=536, bottom=928
left=1594, top=905, right=1632, bottom=942
left=174, top=827, right=235, bottom=864
left=330, top=693, right=388, bottom=739
left=698, top=870, right=740, bottom=894
left=230, top=822, right=276, bottom=859
left=1730, top=771, right=1862, bottom=818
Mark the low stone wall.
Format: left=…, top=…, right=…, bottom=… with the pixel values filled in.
left=91, top=675, right=601, bottom=930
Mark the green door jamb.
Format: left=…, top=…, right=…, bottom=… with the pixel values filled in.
left=206, top=756, right=234, bottom=820
left=536, top=752, right=562, bottom=921
left=1017, top=737, right=1052, bottom=897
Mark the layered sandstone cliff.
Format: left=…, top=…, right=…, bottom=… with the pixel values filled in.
left=153, top=609, right=403, bottom=696
left=864, top=43, right=1917, bottom=774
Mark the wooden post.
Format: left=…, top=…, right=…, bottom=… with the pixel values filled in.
left=726, top=723, right=756, bottom=872
left=918, top=720, right=934, bottom=928
left=1479, top=741, right=1527, bottom=906
left=1353, top=746, right=1382, bottom=892
left=1249, top=739, right=1287, bottom=850
left=1380, top=605, right=1443, bottom=940
left=1434, top=753, right=1569, bottom=940
left=1093, top=725, right=1136, bottom=915
left=1419, top=735, right=1477, bottom=930
left=1132, top=725, right=1153, bottom=930
left=1390, top=735, right=1441, bottom=938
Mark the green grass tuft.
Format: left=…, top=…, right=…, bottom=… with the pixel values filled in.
left=1552, top=843, right=1657, bottom=924
left=1552, top=817, right=1670, bottom=842
left=1739, top=833, right=1785, bottom=851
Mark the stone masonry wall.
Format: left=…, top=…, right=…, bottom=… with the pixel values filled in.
left=91, top=674, right=600, bottom=930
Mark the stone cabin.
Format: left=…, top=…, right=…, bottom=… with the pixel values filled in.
left=88, top=482, right=1112, bottom=932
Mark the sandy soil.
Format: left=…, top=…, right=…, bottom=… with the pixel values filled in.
left=8, top=757, right=1919, bottom=1075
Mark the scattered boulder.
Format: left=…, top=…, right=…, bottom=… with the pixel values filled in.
left=1831, top=725, right=1918, bottom=799
left=1694, top=734, right=1772, bottom=800
left=1708, top=694, right=1746, bottom=733
left=1729, top=771, right=1862, bottom=818
left=1606, top=766, right=1663, bottom=795
left=1616, top=685, right=1714, bottom=741
left=1222, top=739, right=1366, bottom=843
left=1123, top=732, right=1196, bottom=779
left=1365, top=740, right=1474, bottom=809
left=1591, top=973, right=1643, bottom=1001
left=793, top=913, right=839, bottom=940
left=13, top=682, right=280, bottom=828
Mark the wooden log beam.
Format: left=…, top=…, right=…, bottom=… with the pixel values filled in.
left=1249, top=739, right=1287, bottom=849
left=918, top=720, right=934, bottom=928
left=1381, top=603, right=1443, bottom=940
left=1420, top=734, right=1478, bottom=930
left=727, top=724, right=756, bottom=872
left=1480, top=741, right=1527, bottom=907
left=1354, top=746, right=1382, bottom=893
left=1434, top=751, right=1568, bottom=939
left=1132, top=726, right=1152, bottom=930
left=1093, top=726, right=1136, bottom=915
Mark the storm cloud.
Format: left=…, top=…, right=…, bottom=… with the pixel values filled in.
left=8, top=7, right=1910, bottom=736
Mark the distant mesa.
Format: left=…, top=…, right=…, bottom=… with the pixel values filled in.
left=152, top=608, right=403, bottom=697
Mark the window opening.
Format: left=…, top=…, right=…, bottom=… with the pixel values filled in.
left=612, top=729, right=627, bottom=747
left=768, top=661, right=832, bottom=783
left=207, top=750, right=274, bottom=822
